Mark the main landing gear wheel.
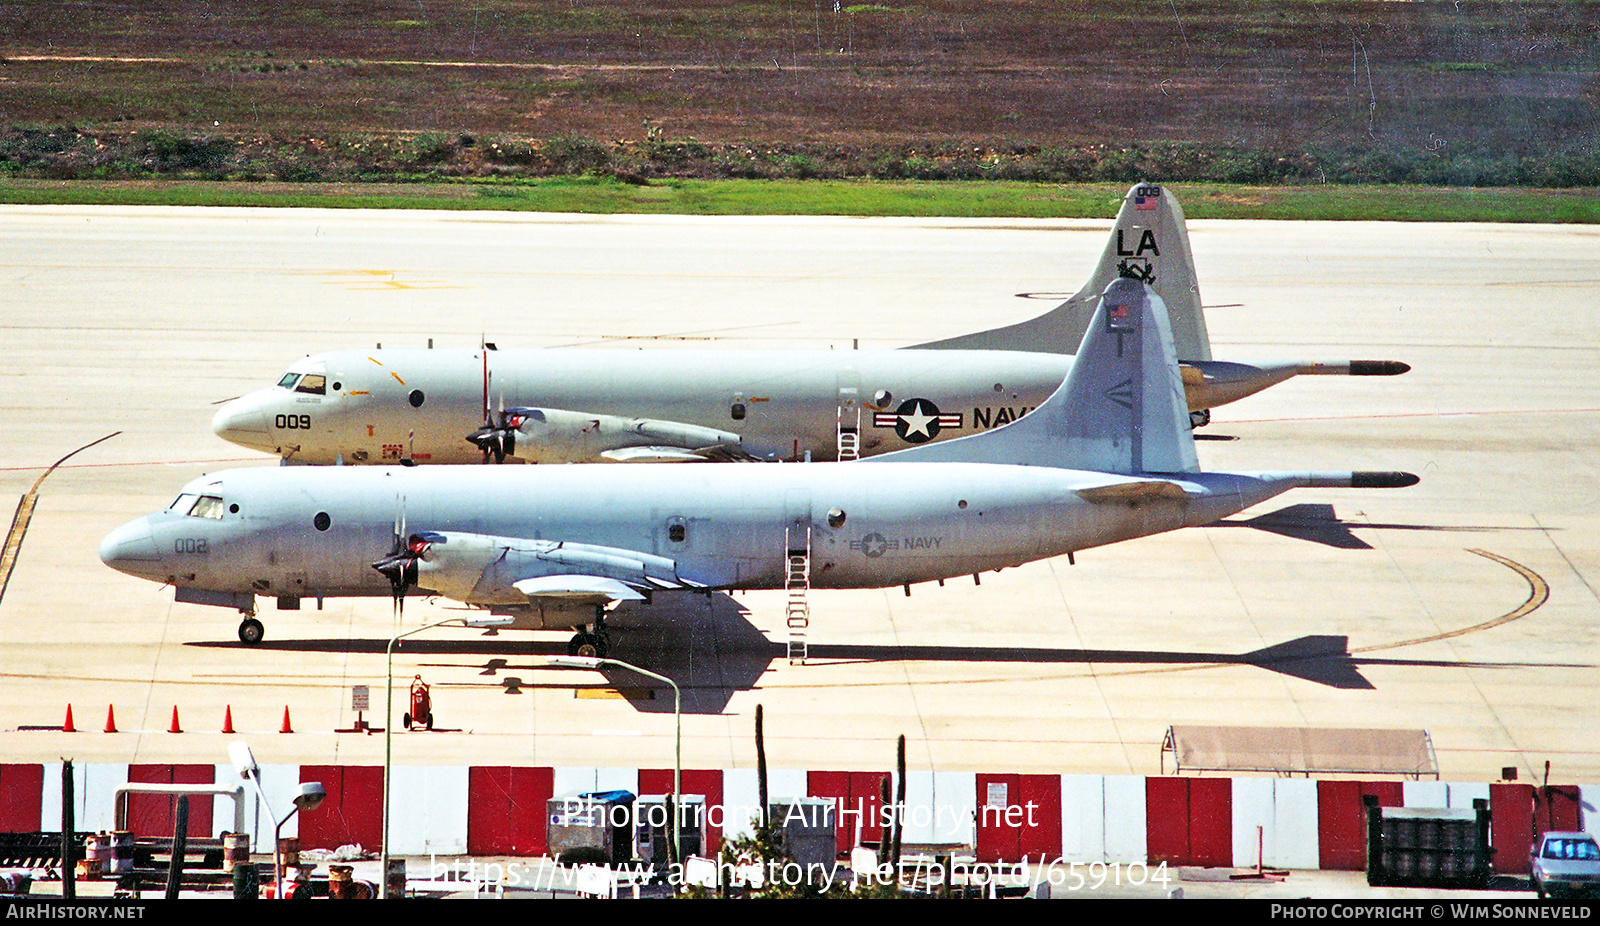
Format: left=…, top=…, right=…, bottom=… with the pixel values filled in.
left=567, top=607, right=612, bottom=658
left=238, top=617, right=265, bottom=645
left=567, top=632, right=610, bottom=658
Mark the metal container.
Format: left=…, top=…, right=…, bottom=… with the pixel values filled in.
left=1365, top=797, right=1491, bottom=888
left=770, top=798, right=837, bottom=870
left=221, top=832, right=250, bottom=873
left=547, top=791, right=635, bottom=866
left=80, top=833, right=107, bottom=879
left=634, top=795, right=705, bottom=867
left=108, top=831, right=134, bottom=875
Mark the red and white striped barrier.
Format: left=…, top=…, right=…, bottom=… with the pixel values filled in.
left=0, top=761, right=1590, bottom=874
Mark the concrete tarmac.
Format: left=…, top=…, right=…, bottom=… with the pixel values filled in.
left=1, top=205, right=1596, bottom=785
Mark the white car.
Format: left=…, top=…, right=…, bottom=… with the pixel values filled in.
left=1529, top=832, right=1600, bottom=899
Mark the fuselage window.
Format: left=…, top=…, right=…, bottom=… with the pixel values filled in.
left=188, top=495, right=226, bottom=519
left=295, top=374, right=327, bottom=396
left=277, top=372, right=301, bottom=389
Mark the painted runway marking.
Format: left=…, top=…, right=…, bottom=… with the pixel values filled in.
left=1232, top=407, right=1600, bottom=424
left=0, top=432, right=120, bottom=607
left=796, top=548, right=1556, bottom=687
left=1352, top=548, right=1548, bottom=654
left=1085, top=548, right=1553, bottom=680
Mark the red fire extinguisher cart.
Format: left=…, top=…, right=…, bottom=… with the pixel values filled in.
left=402, top=675, right=433, bottom=730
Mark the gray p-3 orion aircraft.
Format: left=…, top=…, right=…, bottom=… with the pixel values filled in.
left=104, top=276, right=1417, bottom=649
left=210, top=184, right=1407, bottom=466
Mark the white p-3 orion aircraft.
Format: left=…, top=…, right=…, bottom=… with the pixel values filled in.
left=103, top=275, right=1417, bottom=649
left=210, top=184, right=1407, bottom=466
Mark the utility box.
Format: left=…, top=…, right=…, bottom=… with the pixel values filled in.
left=1365, top=796, right=1492, bottom=888
left=770, top=799, right=837, bottom=869
left=547, top=791, right=635, bottom=866
left=633, top=795, right=705, bottom=868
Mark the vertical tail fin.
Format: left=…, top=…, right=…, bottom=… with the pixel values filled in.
left=909, top=183, right=1211, bottom=362
left=871, top=277, right=1199, bottom=475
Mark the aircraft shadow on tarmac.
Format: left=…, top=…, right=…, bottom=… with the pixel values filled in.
left=1215, top=503, right=1546, bottom=550
left=187, top=586, right=1580, bottom=712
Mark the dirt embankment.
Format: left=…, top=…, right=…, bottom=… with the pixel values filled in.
left=2, top=1, right=1597, bottom=185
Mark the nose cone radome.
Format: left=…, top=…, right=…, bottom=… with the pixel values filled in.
left=99, top=518, right=162, bottom=579
left=212, top=392, right=274, bottom=452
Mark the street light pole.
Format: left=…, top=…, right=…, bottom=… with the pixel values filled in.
left=547, top=655, right=681, bottom=866
left=228, top=742, right=324, bottom=900
left=382, top=615, right=512, bottom=899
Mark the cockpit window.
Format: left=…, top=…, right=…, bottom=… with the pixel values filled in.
left=190, top=495, right=227, bottom=519
left=294, top=374, right=326, bottom=396
left=277, top=372, right=302, bottom=389
left=180, top=495, right=227, bottom=519
left=168, top=493, right=199, bottom=512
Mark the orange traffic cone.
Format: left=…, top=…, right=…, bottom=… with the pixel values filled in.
left=221, top=705, right=235, bottom=734
left=63, top=704, right=76, bottom=733
left=279, top=706, right=293, bottom=734
left=103, top=705, right=117, bottom=733
left=168, top=706, right=183, bottom=734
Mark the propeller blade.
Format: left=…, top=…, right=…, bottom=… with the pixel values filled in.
left=371, top=499, right=425, bottom=616
left=464, top=404, right=516, bottom=463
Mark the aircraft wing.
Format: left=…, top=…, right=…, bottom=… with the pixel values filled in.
left=470, top=406, right=750, bottom=464
left=512, top=574, right=649, bottom=604
left=601, top=442, right=760, bottom=463
left=402, top=531, right=706, bottom=610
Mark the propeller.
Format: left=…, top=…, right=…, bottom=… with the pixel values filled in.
left=467, top=407, right=521, bottom=464
left=370, top=500, right=437, bottom=617
left=465, top=353, right=516, bottom=463
left=371, top=537, right=425, bottom=616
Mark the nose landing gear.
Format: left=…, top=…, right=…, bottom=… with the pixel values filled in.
left=238, top=614, right=265, bottom=645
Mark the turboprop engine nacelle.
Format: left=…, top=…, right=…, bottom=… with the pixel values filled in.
left=470, top=407, right=748, bottom=463
left=409, top=531, right=693, bottom=606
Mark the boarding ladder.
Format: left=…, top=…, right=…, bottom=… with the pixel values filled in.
left=784, top=526, right=811, bottom=664
left=836, top=405, right=861, bottom=461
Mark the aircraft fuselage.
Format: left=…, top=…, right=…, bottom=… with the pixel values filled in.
left=213, top=348, right=1071, bottom=464
left=99, top=463, right=1294, bottom=608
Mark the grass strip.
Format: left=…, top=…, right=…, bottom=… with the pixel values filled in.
left=1, top=177, right=1594, bottom=223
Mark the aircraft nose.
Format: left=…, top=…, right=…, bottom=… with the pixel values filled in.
left=212, top=393, right=273, bottom=451
left=99, top=518, right=162, bottom=577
